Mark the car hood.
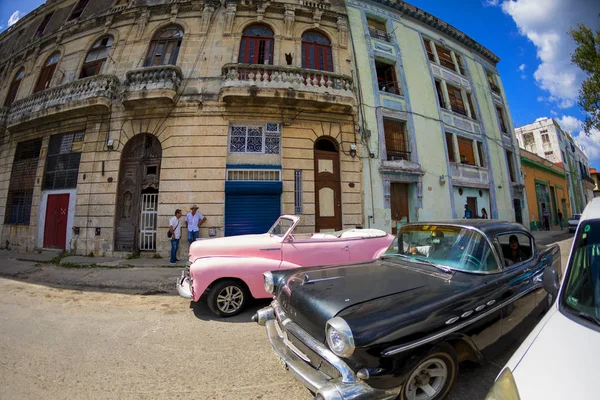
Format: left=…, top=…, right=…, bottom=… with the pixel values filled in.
left=511, top=308, right=600, bottom=400
left=189, top=233, right=280, bottom=261
left=277, top=258, right=477, bottom=345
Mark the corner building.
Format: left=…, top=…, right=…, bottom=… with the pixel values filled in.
left=0, top=0, right=361, bottom=256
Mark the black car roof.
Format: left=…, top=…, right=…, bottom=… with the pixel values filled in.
left=403, top=219, right=530, bottom=237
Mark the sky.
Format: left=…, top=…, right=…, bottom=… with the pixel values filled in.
left=1, top=0, right=599, bottom=167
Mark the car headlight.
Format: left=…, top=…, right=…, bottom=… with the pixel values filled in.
left=485, top=368, right=520, bottom=400
left=263, top=272, right=275, bottom=294
left=325, top=317, right=355, bottom=358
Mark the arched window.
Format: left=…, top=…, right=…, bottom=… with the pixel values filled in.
left=34, top=52, right=60, bottom=93
left=144, top=26, right=183, bottom=67
left=4, top=68, right=24, bottom=106
left=239, top=24, right=274, bottom=65
left=80, top=36, right=114, bottom=78
left=302, top=31, right=333, bottom=72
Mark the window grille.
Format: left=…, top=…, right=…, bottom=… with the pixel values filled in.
left=226, top=169, right=281, bottom=181
left=229, top=123, right=281, bottom=155
left=43, top=132, right=84, bottom=191
left=5, top=139, right=42, bottom=225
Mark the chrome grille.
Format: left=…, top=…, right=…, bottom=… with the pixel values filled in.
left=286, top=329, right=342, bottom=379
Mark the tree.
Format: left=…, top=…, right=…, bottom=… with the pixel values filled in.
left=570, top=21, right=600, bottom=135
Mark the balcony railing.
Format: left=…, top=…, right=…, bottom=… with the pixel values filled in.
left=369, top=26, right=390, bottom=42
left=123, top=65, right=183, bottom=106
left=583, top=174, right=595, bottom=185
left=450, top=163, right=489, bottom=186
left=221, top=63, right=355, bottom=109
left=7, top=75, right=118, bottom=127
left=387, top=149, right=411, bottom=162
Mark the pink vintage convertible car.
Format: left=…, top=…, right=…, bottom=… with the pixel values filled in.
left=177, top=215, right=394, bottom=317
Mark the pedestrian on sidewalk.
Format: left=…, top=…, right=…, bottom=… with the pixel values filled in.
left=169, top=209, right=182, bottom=265
left=464, top=204, right=473, bottom=219
left=558, top=210, right=563, bottom=230
left=186, top=205, right=207, bottom=244
left=542, top=207, right=550, bottom=231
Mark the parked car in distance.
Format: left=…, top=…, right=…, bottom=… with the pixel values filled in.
left=177, top=215, right=394, bottom=317
left=486, top=199, right=600, bottom=400
left=568, top=213, right=581, bottom=233
left=254, top=220, right=561, bottom=400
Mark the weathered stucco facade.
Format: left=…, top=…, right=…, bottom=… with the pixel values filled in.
left=0, top=0, right=362, bottom=256
left=346, top=0, right=526, bottom=231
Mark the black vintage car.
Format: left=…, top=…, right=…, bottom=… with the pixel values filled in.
left=253, top=221, right=562, bottom=400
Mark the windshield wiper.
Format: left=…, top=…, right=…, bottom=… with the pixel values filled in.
left=578, top=312, right=600, bottom=327
left=413, top=257, right=453, bottom=274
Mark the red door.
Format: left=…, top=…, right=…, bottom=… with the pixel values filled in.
left=44, top=194, right=69, bottom=249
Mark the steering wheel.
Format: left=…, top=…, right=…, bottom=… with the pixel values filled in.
left=459, top=254, right=481, bottom=270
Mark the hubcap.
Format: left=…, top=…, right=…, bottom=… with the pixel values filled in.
left=405, top=358, right=448, bottom=400
left=216, top=286, right=244, bottom=313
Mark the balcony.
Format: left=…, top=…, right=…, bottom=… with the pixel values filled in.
left=583, top=174, right=595, bottom=189
left=450, top=163, right=489, bottom=187
left=220, top=64, right=355, bottom=112
left=0, top=107, right=8, bottom=129
left=7, top=75, right=118, bottom=129
left=123, top=65, right=182, bottom=108
left=380, top=150, right=423, bottom=179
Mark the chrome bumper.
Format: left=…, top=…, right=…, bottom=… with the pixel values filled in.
left=256, top=301, right=398, bottom=400
left=176, top=268, right=193, bottom=299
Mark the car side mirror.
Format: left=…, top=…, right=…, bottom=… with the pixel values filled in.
left=542, top=267, right=560, bottom=301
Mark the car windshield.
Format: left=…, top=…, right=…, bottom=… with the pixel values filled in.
left=383, top=224, right=498, bottom=273
left=572, top=215, right=581, bottom=221
left=268, top=217, right=295, bottom=237
left=560, top=219, right=600, bottom=327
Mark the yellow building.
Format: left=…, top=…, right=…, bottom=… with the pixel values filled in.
left=0, top=0, right=361, bottom=256
left=520, top=149, right=570, bottom=230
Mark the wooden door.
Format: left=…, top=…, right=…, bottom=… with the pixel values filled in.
left=115, top=134, right=162, bottom=253
left=391, top=183, right=409, bottom=234
left=467, top=196, right=477, bottom=219
left=314, top=140, right=342, bottom=232
left=44, top=194, right=69, bottom=249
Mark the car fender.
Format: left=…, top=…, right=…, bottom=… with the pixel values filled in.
left=190, top=257, right=283, bottom=301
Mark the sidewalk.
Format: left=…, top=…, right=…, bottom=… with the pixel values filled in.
left=531, top=227, right=571, bottom=245
left=0, top=250, right=183, bottom=295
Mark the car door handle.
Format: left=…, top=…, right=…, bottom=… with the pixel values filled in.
left=342, top=246, right=349, bottom=251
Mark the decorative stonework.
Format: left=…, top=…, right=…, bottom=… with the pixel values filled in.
left=337, top=17, right=348, bottom=49
left=136, top=9, right=150, bottom=40
left=124, top=65, right=183, bottom=93
left=283, top=6, right=295, bottom=38
left=223, top=3, right=237, bottom=36
left=312, top=9, right=323, bottom=27
left=441, top=109, right=480, bottom=135
left=431, top=64, right=470, bottom=91
left=450, top=163, right=489, bottom=187
left=200, top=4, right=215, bottom=34
left=7, top=75, right=118, bottom=127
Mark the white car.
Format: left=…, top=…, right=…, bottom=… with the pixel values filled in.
left=568, top=213, right=581, bottom=233
left=486, top=198, right=600, bottom=400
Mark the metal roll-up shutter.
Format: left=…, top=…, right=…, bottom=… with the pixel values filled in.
left=225, top=181, right=282, bottom=236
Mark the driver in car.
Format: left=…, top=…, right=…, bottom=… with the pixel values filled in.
left=409, top=230, right=450, bottom=258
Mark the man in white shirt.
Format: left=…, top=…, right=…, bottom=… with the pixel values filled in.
left=186, top=205, right=206, bottom=244
left=169, top=209, right=182, bottom=265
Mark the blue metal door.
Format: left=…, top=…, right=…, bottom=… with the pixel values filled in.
left=225, top=181, right=282, bottom=236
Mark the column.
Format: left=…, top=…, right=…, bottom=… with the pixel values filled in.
left=440, top=80, right=451, bottom=110
left=450, top=51, right=461, bottom=74
left=461, top=88, right=472, bottom=119
left=452, top=133, right=460, bottom=164
left=430, top=40, right=440, bottom=65
left=472, top=140, right=481, bottom=167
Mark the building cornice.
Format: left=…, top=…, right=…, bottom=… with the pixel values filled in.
left=521, top=156, right=566, bottom=179
left=371, top=0, right=500, bottom=65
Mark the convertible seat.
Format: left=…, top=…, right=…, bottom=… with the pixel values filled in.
left=338, top=229, right=388, bottom=239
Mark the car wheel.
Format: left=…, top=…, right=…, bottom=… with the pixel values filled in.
left=400, top=343, right=458, bottom=400
left=207, top=280, right=248, bottom=317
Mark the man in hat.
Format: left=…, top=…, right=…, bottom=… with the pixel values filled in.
left=186, top=205, right=206, bottom=244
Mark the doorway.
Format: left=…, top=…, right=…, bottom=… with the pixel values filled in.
left=114, top=134, right=162, bottom=253
left=391, top=182, right=409, bottom=234
left=314, top=137, right=342, bottom=232
left=466, top=197, right=477, bottom=219
left=44, top=193, right=69, bottom=249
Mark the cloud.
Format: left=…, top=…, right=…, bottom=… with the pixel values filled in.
left=518, top=63, right=526, bottom=79
left=550, top=109, right=558, bottom=116
left=536, top=96, right=545, bottom=102
left=535, top=116, right=548, bottom=122
left=497, top=0, right=600, bottom=110
left=8, top=11, right=21, bottom=27
left=557, top=115, right=583, bottom=133
left=483, top=0, right=500, bottom=6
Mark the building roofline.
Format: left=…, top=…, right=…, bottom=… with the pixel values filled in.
left=373, top=0, right=500, bottom=64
